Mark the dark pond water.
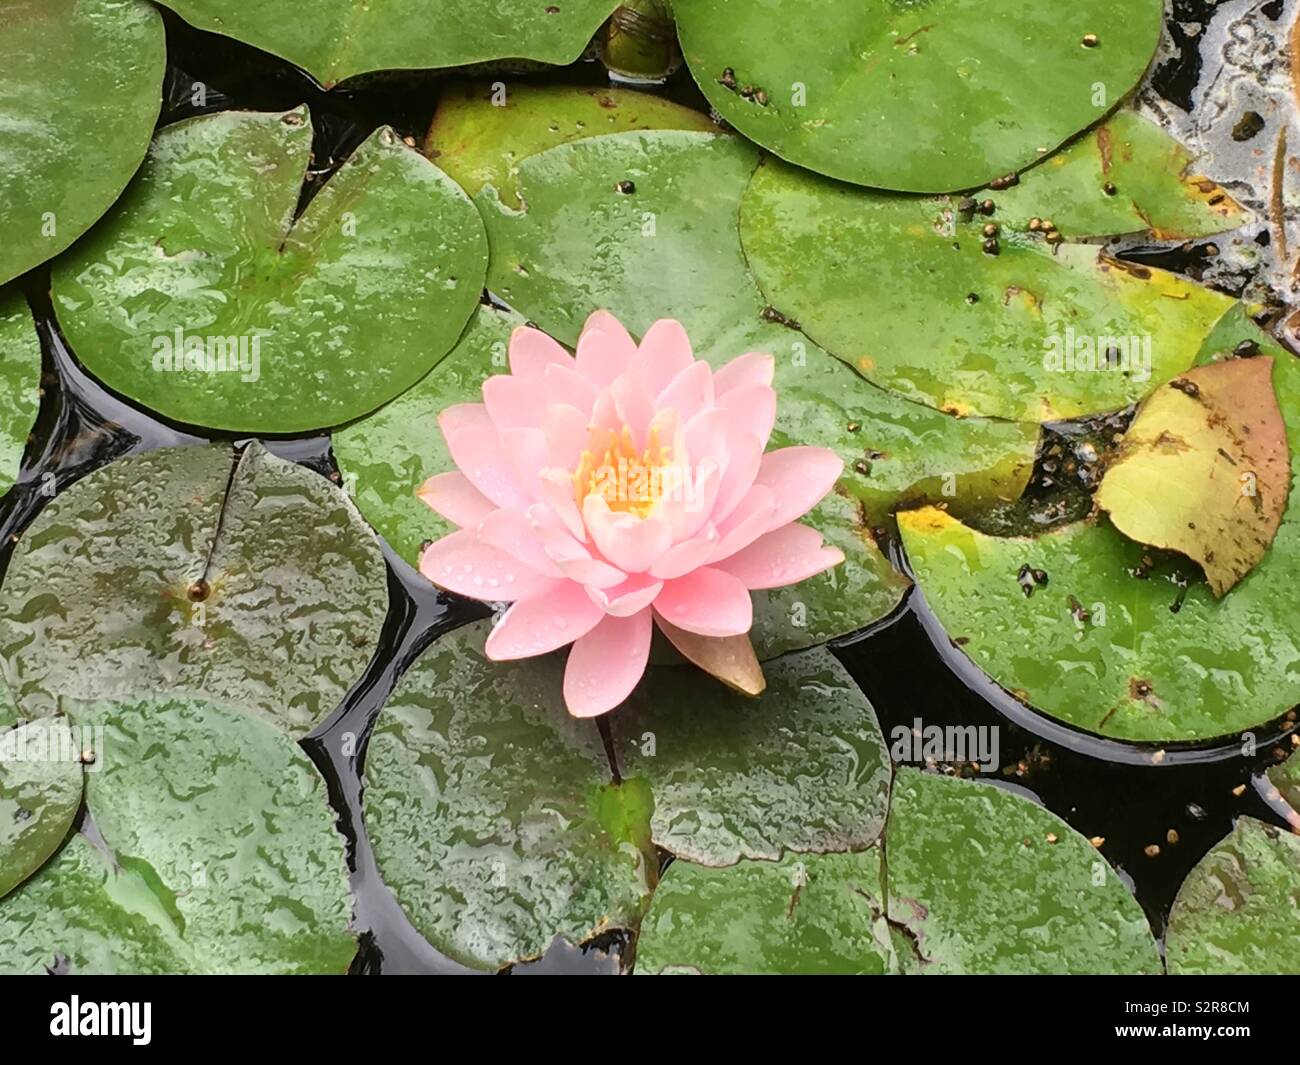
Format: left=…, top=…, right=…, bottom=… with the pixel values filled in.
left=3, top=4, right=1296, bottom=975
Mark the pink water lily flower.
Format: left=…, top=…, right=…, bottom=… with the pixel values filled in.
left=417, top=311, right=845, bottom=718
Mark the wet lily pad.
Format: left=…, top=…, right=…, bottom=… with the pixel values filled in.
left=0, top=719, right=82, bottom=901
left=899, top=502, right=1300, bottom=742
left=52, top=106, right=487, bottom=433
left=155, top=0, right=621, bottom=87
left=425, top=81, right=716, bottom=204
left=1165, top=816, right=1300, bottom=975
left=674, top=0, right=1162, bottom=192
left=0, top=0, right=165, bottom=286
left=635, top=849, right=895, bottom=975
left=0, top=695, right=355, bottom=974
left=0, top=835, right=189, bottom=974
left=1096, top=359, right=1289, bottom=596
left=0, top=443, right=388, bottom=738
left=616, top=646, right=891, bottom=866
left=741, top=156, right=1235, bottom=422
left=987, top=110, right=1247, bottom=240
left=898, top=306, right=1300, bottom=742
left=0, top=290, right=42, bottom=494
left=884, top=768, right=1160, bottom=973
left=362, top=622, right=655, bottom=971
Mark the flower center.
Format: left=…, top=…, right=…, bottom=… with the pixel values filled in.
left=573, top=424, right=674, bottom=519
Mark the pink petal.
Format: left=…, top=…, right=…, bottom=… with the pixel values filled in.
left=537, top=468, right=587, bottom=541
left=509, top=326, right=571, bottom=378
left=482, top=374, right=541, bottom=432
left=542, top=404, right=589, bottom=471
left=709, top=484, right=777, bottom=562
left=754, top=446, right=844, bottom=530
left=682, top=408, right=729, bottom=468
left=563, top=609, right=652, bottom=718
left=655, top=360, right=714, bottom=425
left=658, top=459, right=719, bottom=543
left=439, top=419, right=534, bottom=512
left=711, top=430, right=764, bottom=524
left=544, top=362, right=599, bottom=413
left=419, top=529, right=558, bottom=601
left=587, top=573, right=663, bottom=617
left=475, top=509, right=563, bottom=578
left=485, top=583, right=604, bottom=660
left=576, top=312, right=637, bottom=386
left=582, top=496, right=673, bottom=574
left=438, top=401, right=491, bottom=438
left=716, top=523, right=845, bottom=590
left=416, top=472, right=495, bottom=528
left=714, top=351, right=774, bottom=395
left=500, top=426, right=550, bottom=496
left=717, top=383, right=777, bottom=447
left=534, top=514, right=628, bottom=589
left=636, top=319, right=695, bottom=395
left=653, top=567, right=753, bottom=637
left=649, top=528, right=719, bottom=579
left=611, top=373, right=656, bottom=450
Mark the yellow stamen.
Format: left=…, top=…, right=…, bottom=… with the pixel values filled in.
left=573, top=423, right=673, bottom=518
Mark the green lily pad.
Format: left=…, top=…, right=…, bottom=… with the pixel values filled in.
left=1268, top=749, right=1300, bottom=814
left=884, top=768, right=1160, bottom=973
left=0, top=0, right=165, bottom=286
left=674, top=0, right=1162, bottom=192
left=155, top=0, right=621, bottom=87
left=987, top=110, right=1248, bottom=240
left=1166, top=817, right=1300, bottom=975
left=741, top=156, right=1235, bottom=422
left=898, top=306, right=1300, bottom=742
left=52, top=106, right=487, bottom=433
left=0, top=442, right=388, bottom=738
left=0, top=835, right=190, bottom=974
left=425, top=81, right=716, bottom=204
left=0, top=289, right=42, bottom=494
left=0, top=695, right=355, bottom=974
left=69, top=694, right=355, bottom=973
left=1096, top=358, right=1289, bottom=597
left=0, top=718, right=82, bottom=901
left=635, top=849, right=895, bottom=975
left=616, top=646, right=891, bottom=866
left=899, top=502, right=1300, bottom=742
left=362, top=621, right=655, bottom=971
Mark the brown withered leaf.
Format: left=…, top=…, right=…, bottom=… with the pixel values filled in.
left=1097, top=358, right=1290, bottom=596
left=655, top=616, right=766, bottom=696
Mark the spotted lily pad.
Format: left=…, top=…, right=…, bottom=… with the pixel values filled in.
left=0, top=695, right=355, bottom=974
left=898, top=307, right=1300, bottom=742
left=635, top=849, right=895, bottom=975
left=674, top=0, right=1162, bottom=192
left=0, top=290, right=42, bottom=494
left=362, top=622, right=655, bottom=972
left=0, top=718, right=82, bottom=901
left=1097, top=359, right=1289, bottom=596
left=616, top=646, right=891, bottom=866
left=0, top=443, right=388, bottom=737
left=425, top=81, right=716, bottom=204
left=884, top=768, right=1159, bottom=973
left=52, top=106, right=487, bottom=432
left=741, top=156, right=1235, bottom=422
left=1165, top=816, right=1300, bottom=975
left=987, top=110, right=1247, bottom=239
left=155, top=1, right=621, bottom=87
left=0, top=0, right=165, bottom=286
